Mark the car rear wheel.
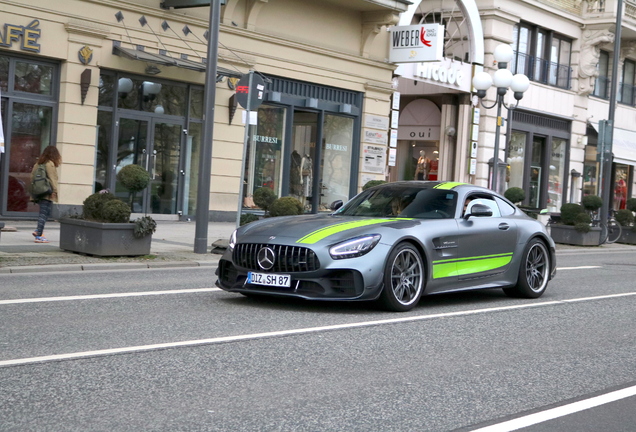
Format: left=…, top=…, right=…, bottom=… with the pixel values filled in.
left=379, top=242, right=425, bottom=312
left=503, top=238, right=550, bottom=298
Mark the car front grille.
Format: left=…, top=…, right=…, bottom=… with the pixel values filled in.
left=233, top=243, right=321, bottom=273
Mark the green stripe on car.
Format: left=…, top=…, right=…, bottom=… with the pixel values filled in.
left=434, top=182, right=467, bottom=190
left=297, top=218, right=403, bottom=244
left=432, top=253, right=513, bottom=279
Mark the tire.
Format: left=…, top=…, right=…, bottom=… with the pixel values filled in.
left=606, top=219, right=622, bottom=244
left=503, top=238, right=550, bottom=298
left=378, top=243, right=425, bottom=312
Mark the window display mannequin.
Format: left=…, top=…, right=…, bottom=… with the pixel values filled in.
left=414, top=150, right=430, bottom=180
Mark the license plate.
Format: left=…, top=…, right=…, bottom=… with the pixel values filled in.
left=247, top=272, right=291, bottom=288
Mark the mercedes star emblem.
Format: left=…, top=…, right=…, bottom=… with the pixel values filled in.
left=257, top=247, right=276, bottom=270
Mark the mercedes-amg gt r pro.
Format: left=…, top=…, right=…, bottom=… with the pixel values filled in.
left=215, top=181, right=557, bottom=312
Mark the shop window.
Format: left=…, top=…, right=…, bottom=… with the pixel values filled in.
left=512, top=22, right=572, bottom=89
left=14, top=61, right=53, bottom=95
left=548, top=138, right=566, bottom=213
left=321, top=115, right=353, bottom=211
left=95, top=111, right=112, bottom=193
left=117, top=77, right=187, bottom=116
left=507, top=131, right=527, bottom=191
left=290, top=112, right=317, bottom=212
left=593, top=51, right=610, bottom=99
left=243, top=105, right=286, bottom=208
left=98, top=74, right=115, bottom=108
left=619, top=59, right=635, bottom=106
left=613, top=164, right=631, bottom=210
left=0, top=56, right=8, bottom=92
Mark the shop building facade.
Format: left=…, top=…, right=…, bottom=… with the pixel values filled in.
left=0, top=0, right=407, bottom=220
left=392, top=0, right=636, bottom=212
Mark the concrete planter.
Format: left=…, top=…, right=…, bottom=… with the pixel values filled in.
left=617, top=228, right=636, bottom=245
left=59, top=218, right=152, bottom=256
left=549, top=224, right=601, bottom=246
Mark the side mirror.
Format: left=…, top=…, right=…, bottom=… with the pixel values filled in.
left=464, top=203, right=493, bottom=219
left=330, top=200, right=344, bottom=211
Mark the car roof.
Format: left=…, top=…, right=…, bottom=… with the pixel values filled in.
left=372, top=181, right=493, bottom=194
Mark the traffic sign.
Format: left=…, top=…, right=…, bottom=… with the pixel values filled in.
left=235, top=73, right=266, bottom=110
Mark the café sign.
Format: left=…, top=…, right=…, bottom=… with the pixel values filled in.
left=0, top=20, right=41, bottom=53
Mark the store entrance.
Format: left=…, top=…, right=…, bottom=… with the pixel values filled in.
left=114, top=116, right=183, bottom=215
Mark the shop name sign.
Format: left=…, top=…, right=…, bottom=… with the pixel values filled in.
left=414, top=59, right=473, bottom=92
left=0, top=20, right=41, bottom=53
left=389, top=24, right=444, bottom=63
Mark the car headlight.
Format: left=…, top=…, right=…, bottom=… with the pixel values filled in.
left=228, top=230, right=237, bottom=251
left=329, top=234, right=381, bottom=260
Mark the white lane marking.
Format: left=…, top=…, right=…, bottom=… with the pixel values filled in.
left=2, top=291, right=636, bottom=368
left=470, top=384, right=636, bottom=432
left=0, top=267, right=600, bottom=306
left=0, top=288, right=221, bottom=305
left=557, top=266, right=601, bottom=270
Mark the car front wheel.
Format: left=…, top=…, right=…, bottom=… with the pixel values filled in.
left=504, top=238, right=550, bottom=298
left=379, top=242, right=425, bottom=312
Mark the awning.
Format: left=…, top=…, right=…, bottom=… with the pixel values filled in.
left=611, top=127, right=636, bottom=165
left=113, top=45, right=242, bottom=78
left=589, top=122, right=636, bottom=164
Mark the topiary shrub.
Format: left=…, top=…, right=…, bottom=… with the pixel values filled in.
left=253, top=187, right=277, bottom=211
left=101, top=199, right=132, bottom=223
left=616, top=209, right=634, bottom=227
left=504, top=187, right=525, bottom=204
left=117, top=164, right=151, bottom=193
left=362, top=180, right=387, bottom=191
left=574, top=213, right=592, bottom=233
left=83, top=192, right=118, bottom=221
left=133, top=215, right=157, bottom=238
left=268, top=197, right=304, bottom=217
left=581, top=195, right=603, bottom=212
left=626, top=198, right=636, bottom=213
left=560, top=203, right=584, bottom=226
left=240, top=213, right=260, bottom=226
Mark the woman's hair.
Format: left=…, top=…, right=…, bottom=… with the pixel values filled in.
left=37, top=145, right=62, bottom=167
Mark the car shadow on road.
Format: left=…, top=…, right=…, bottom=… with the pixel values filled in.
left=217, top=287, right=528, bottom=315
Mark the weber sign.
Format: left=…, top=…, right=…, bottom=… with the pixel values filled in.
left=389, top=24, right=444, bottom=63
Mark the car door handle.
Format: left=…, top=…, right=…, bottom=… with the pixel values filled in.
left=498, top=223, right=510, bottom=230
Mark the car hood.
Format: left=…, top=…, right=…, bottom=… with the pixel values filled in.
left=237, top=214, right=421, bottom=245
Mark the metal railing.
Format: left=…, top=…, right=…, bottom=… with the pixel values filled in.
left=512, top=52, right=572, bottom=90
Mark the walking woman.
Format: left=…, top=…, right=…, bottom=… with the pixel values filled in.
left=31, top=145, right=61, bottom=243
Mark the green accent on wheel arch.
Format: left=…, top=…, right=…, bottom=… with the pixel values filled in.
left=432, top=253, right=513, bottom=279
left=296, top=218, right=407, bottom=244
left=433, top=182, right=467, bottom=190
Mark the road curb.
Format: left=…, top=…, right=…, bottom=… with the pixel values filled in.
left=0, top=259, right=220, bottom=274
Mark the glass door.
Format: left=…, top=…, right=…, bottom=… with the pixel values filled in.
left=115, top=117, right=149, bottom=213
left=148, top=120, right=182, bottom=214
left=529, top=136, right=545, bottom=208
left=115, top=117, right=183, bottom=214
left=290, top=111, right=318, bottom=212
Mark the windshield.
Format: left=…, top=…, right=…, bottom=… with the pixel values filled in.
left=335, top=185, right=457, bottom=219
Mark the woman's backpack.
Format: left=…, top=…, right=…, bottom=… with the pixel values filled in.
left=31, top=164, right=52, bottom=199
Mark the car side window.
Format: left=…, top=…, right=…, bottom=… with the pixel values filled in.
left=466, top=198, right=501, bottom=218
left=495, top=196, right=516, bottom=216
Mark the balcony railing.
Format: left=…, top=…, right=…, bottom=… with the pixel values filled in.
left=619, top=82, right=636, bottom=106
left=512, top=51, right=572, bottom=90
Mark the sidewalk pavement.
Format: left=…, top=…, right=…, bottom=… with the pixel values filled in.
left=0, top=220, right=236, bottom=274
left=1, top=219, right=634, bottom=274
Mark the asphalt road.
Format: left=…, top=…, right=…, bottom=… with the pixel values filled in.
left=1, top=248, right=635, bottom=431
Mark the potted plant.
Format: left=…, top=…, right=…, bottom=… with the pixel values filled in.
left=59, top=166, right=156, bottom=256
left=549, top=201, right=601, bottom=246
left=616, top=198, right=636, bottom=244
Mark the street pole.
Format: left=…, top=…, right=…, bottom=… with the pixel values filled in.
left=194, top=0, right=221, bottom=254
left=601, top=0, right=622, bottom=228
left=492, top=92, right=504, bottom=194
left=235, top=70, right=254, bottom=228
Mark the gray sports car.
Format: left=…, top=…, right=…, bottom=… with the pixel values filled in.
left=215, top=181, right=556, bottom=312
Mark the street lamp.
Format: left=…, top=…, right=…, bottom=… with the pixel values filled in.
left=472, top=44, right=530, bottom=194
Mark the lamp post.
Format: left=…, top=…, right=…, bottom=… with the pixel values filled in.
left=472, top=44, right=530, bottom=194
